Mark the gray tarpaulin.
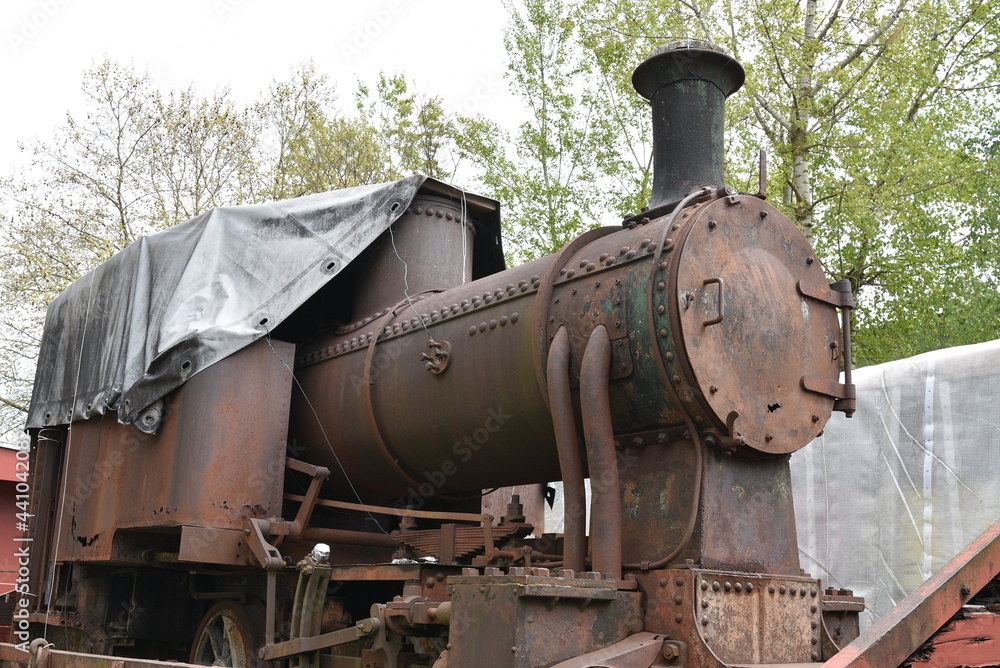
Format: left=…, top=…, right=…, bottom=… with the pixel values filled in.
left=790, top=339, right=1000, bottom=629
left=27, top=175, right=492, bottom=433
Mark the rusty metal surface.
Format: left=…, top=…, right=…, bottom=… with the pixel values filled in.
left=53, top=339, right=293, bottom=562
left=548, top=632, right=666, bottom=668
left=696, top=571, right=823, bottom=664
left=447, top=573, right=642, bottom=668
left=546, top=327, right=587, bottom=573
left=824, top=517, right=1000, bottom=668
left=581, top=325, right=622, bottom=581
left=670, top=195, right=841, bottom=455
left=351, top=194, right=475, bottom=320
left=906, top=610, right=1000, bottom=666
left=178, top=526, right=249, bottom=566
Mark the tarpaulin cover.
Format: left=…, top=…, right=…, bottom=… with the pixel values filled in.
left=790, top=339, right=1000, bottom=629
left=26, top=175, right=490, bottom=433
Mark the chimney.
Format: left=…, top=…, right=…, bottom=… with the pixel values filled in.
left=632, top=40, right=745, bottom=208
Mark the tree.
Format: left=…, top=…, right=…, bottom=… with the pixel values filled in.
left=479, top=0, right=1000, bottom=363
left=459, top=0, right=608, bottom=264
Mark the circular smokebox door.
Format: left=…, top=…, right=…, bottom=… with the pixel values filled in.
left=673, top=196, right=842, bottom=454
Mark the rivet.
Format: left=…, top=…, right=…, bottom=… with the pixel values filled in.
left=659, top=328, right=668, bottom=338
left=500, top=316, right=508, bottom=326
left=579, top=260, right=588, bottom=268
left=672, top=224, right=680, bottom=230
left=485, top=295, right=494, bottom=304
left=811, top=587, right=818, bottom=597
left=676, top=577, right=684, bottom=587
left=672, top=375, right=681, bottom=384
left=701, top=616, right=709, bottom=626
left=801, top=588, right=807, bottom=597
left=586, top=263, right=595, bottom=272
left=779, top=586, right=786, bottom=594
left=700, top=581, right=708, bottom=591
left=567, top=270, right=576, bottom=278
left=790, top=586, right=797, bottom=595
left=811, top=604, right=818, bottom=612
left=708, top=219, right=717, bottom=229
left=479, top=322, right=487, bottom=332
left=811, top=651, right=820, bottom=661
left=657, top=282, right=666, bottom=291
left=712, top=581, right=720, bottom=592
left=724, top=582, right=732, bottom=592
left=626, top=250, right=636, bottom=259
left=659, top=577, right=668, bottom=587
left=811, top=636, right=818, bottom=645
left=657, top=305, right=666, bottom=314
left=599, top=253, right=609, bottom=261
left=674, top=595, right=683, bottom=605
left=675, top=614, right=683, bottom=623
left=769, top=585, right=775, bottom=594
left=659, top=261, right=669, bottom=270
left=606, top=256, right=616, bottom=266
left=734, top=582, right=742, bottom=592
left=665, top=352, right=674, bottom=361
left=811, top=620, right=818, bottom=629
left=759, top=210, right=768, bottom=219
left=619, top=246, right=629, bottom=255
left=511, top=312, right=519, bottom=323
left=746, top=582, right=753, bottom=593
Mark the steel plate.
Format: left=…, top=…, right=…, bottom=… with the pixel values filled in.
left=673, top=196, right=840, bottom=454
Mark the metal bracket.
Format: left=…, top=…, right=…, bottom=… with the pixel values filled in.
left=421, top=339, right=451, bottom=375
left=798, top=278, right=857, bottom=417
left=285, top=458, right=331, bottom=542
left=244, top=518, right=285, bottom=571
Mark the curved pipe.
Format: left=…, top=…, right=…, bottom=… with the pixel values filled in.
left=580, top=325, right=621, bottom=580
left=546, top=326, right=587, bottom=573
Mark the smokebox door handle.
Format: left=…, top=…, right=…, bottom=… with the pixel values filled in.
left=703, top=277, right=725, bottom=326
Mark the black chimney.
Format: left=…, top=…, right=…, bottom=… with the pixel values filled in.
left=632, top=40, right=745, bottom=208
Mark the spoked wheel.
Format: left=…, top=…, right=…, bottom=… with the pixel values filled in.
left=190, top=601, right=265, bottom=668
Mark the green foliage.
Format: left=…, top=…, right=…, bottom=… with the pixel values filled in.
left=473, top=0, right=999, bottom=364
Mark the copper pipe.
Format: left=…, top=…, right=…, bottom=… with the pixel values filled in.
left=579, top=325, right=621, bottom=580
left=546, top=327, right=587, bottom=573
left=302, top=527, right=398, bottom=548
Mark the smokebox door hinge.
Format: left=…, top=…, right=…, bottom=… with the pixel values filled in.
left=797, top=280, right=855, bottom=308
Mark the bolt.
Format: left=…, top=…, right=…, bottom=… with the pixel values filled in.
left=759, top=210, right=768, bottom=219
left=662, top=643, right=679, bottom=660
left=961, top=584, right=972, bottom=596
left=812, top=414, right=820, bottom=423
left=807, top=257, right=815, bottom=265
left=710, top=385, right=718, bottom=393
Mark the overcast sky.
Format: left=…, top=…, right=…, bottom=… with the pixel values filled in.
left=0, top=0, right=520, bottom=173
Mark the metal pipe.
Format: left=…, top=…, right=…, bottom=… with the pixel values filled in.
left=579, top=325, right=621, bottom=580
left=301, top=527, right=398, bottom=548
left=632, top=40, right=745, bottom=208
left=546, top=326, right=587, bottom=573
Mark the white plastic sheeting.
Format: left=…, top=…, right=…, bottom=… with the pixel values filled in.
left=791, top=339, right=1000, bottom=629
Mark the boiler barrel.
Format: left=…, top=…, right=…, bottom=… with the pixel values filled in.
left=288, top=194, right=843, bottom=500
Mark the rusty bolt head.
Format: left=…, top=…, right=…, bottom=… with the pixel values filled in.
left=807, top=257, right=815, bottom=265
left=759, top=210, right=768, bottom=219
left=708, top=219, right=717, bottom=229
left=961, top=584, right=972, bottom=597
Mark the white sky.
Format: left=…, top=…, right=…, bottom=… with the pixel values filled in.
left=0, top=0, right=520, bottom=173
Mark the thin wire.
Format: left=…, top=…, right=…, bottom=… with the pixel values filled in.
left=388, top=223, right=432, bottom=338
left=45, top=276, right=96, bottom=638
left=459, top=189, right=468, bottom=285
left=261, top=329, right=390, bottom=535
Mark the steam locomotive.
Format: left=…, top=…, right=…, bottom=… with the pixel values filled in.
left=18, top=41, right=863, bottom=667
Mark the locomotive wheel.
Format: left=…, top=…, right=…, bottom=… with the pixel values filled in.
left=190, top=601, right=265, bottom=668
